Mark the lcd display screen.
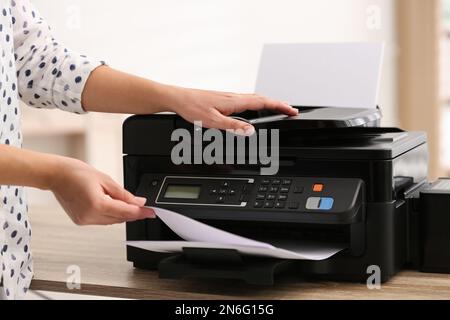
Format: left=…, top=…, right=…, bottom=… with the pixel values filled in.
left=164, top=185, right=201, bottom=199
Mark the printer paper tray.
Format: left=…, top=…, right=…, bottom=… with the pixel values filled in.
left=127, top=240, right=344, bottom=261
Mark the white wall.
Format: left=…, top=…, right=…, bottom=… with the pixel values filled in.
left=33, top=0, right=398, bottom=124
left=25, top=0, right=398, bottom=206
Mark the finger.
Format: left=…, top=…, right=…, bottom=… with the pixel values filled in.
left=102, top=197, right=156, bottom=222
left=102, top=178, right=147, bottom=207
left=205, top=109, right=255, bottom=136
left=239, top=95, right=298, bottom=116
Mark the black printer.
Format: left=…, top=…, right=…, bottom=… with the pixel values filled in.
left=123, top=107, right=450, bottom=285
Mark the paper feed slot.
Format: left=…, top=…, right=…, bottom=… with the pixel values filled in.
left=127, top=208, right=347, bottom=262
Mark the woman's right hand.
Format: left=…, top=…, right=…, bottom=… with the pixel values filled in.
left=0, top=144, right=153, bottom=226
left=48, top=156, right=155, bottom=226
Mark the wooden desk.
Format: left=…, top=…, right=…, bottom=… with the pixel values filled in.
left=29, top=206, right=450, bottom=300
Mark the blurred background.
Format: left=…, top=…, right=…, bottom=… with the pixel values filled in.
left=23, top=0, right=449, bottom=208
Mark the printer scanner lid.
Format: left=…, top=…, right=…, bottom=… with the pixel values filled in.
left=235, top=107, right=382, bottom=130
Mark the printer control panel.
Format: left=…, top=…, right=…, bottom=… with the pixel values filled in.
left=140, top=175, right=363, bottom=219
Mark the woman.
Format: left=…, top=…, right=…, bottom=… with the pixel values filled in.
left=0, top=0, right=297, bottom=299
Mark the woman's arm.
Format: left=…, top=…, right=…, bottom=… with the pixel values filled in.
left=0, top=144, right=57, bottom=190
left=82, top=66, right=298, bottom=134
left=0, top=144, right=155, bottom=225
left=13, top=0, right=105, bottom=115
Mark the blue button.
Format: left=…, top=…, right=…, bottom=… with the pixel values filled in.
left=319, top=197, right=334, bottom=210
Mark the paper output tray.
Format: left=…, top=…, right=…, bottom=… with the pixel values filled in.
left=157, top=247, right=295, bottom=285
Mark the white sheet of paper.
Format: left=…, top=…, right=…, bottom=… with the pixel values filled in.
left=126, top=207, right=345, bottom=261
left=150, top=207, right=273, bottom=249
left=255, top=42, right=384, bottom=109
left=127, top=241, right=343, bottom=261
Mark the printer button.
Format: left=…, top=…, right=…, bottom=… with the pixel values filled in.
left=254, top=201, right=264, bottom=208
left=280, top=187, right=290, bottom=193
left=269, top=187, right=279, bottom=193
left=266, top=194, right=276, bottom=201
left=151, top=180, right=159, bottom=187
left=319, top=197, right=334, bottom=210
left=306, top=197, right=321, bottom=210
left=313, top=184, right=324, bottom=192
left=264, top=201, right=275, bottom=208
left=256, top=194, right=266, bottom=200
left=275, top=201, right=286, bottom=209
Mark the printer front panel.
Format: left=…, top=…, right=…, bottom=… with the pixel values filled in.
left=122, top=115, right=426, bottom=282
left=134, top=173, right=364, bottom=225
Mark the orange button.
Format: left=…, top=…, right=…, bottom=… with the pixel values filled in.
left=313, top=184, right=324, bottom=192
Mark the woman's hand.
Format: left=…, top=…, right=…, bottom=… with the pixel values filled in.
left=48, top=156, right=155, bottom=226
left=0, top=144, right=153, bottom=226
left=169, top=87, right=299, bottom=135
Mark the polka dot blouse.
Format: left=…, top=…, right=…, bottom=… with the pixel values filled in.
left=0, top=0, right=104, bottom=299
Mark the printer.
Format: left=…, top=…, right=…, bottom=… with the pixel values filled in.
left=123, top=107, right=450, bottom=285
left=124, top=43, right=450, bottom=285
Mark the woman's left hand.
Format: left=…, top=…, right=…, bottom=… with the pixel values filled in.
left=169, top=87, right=299, bottom=135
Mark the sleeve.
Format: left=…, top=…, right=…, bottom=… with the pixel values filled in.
left=11, top=0, right=106, bottom=114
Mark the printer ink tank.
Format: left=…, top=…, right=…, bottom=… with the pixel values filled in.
left=419, top=179, right=450, bottom=273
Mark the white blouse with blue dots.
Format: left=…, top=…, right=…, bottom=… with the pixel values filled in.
left=0, top=0, right=104, bottom=299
